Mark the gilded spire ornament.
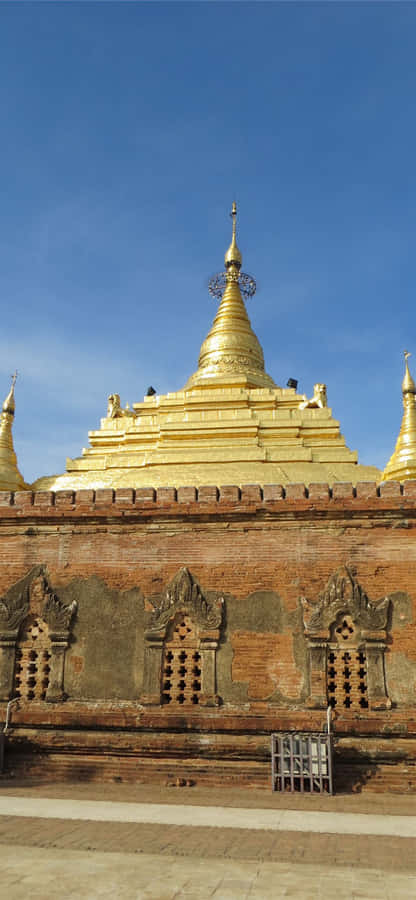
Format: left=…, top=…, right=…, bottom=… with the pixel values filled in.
left=382, top=351, right=416, bottom=482
left=186, top=203, right=276, bottom=388
left=0, top=372, right=29, bottom=492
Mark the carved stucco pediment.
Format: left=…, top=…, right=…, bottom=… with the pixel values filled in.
left=302, top=566, right=390, bottom=637
left=146, top=567, right=223, bottom=636
left=42, top=588, right=77, bottom=632
left=0, top=593, right=29, bottom=632
left=0, top=566, right=76, bottom=637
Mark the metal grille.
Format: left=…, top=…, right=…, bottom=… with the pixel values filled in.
left=271, top=732, right=333, bottom=794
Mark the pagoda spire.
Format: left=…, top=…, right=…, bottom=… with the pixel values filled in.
left=0, top=373, right=29, bottom=492
left=382, top=351, right=416, bottom=482
left=185, top=204, right=276, bottom=389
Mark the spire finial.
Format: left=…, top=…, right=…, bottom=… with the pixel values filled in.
left=224, top=200, right=242, bottom=268
left=2, top=370, right=18, bottom=416
left=231, top=200, right=237, bottom=240
left=402, top=349, right=416, bottom=395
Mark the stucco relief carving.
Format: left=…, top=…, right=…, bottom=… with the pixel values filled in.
left=302, top=567, right=391, bottom=712
left=0, top=592, right=29, bottom=634
left=40, top=580, right=77, bottom=634
left=302, top=567, right=390, bottom=639
left=146, top=567, right=223, bottom=636
left=141, top=568, right=224, bottom=708
left=0, top=566, right=77, bottom=702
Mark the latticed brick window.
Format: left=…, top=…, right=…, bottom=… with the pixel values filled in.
left=13, top=614, right=52, bottom=701
left=161, top=615, right=202, bottom=706
left=327, top=616, right=369, bottom=711
left=303, top=568, right=391, bottom=712
left=142, top=568, right=223, bottom=708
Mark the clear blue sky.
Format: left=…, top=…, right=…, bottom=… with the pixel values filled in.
left=1, top=1, right=416, bottom=482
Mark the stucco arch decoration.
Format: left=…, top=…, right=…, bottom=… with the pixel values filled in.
left=141, top=567, right=224, bottom=707
left=0, top=565, right=77, bottom=702
left=301, top=567, right=391, bottom=711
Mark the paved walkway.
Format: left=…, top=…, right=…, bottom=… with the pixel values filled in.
left=2, top=780, right=415, bottom=814
left=1, top=794, right=416, bottom=838
left=0, top=783, right=414, bottom=898
left=0, top=844, right=414, bottom=899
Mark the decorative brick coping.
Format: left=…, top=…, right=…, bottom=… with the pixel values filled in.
left=0, top=481, right=414, bottom=517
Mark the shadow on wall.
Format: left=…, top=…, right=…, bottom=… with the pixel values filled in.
left=333, top=745, right=378, bottom=794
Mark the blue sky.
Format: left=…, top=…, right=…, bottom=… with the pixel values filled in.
left=1, top=1, right=416, bottom=482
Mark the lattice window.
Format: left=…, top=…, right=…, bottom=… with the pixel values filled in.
left=303, top=568, right=391, bottom=712
left=13, top=614, right=52, bottom=701
left=327, top=615, right=369, bottom=710
left=161, top=615, right=202, bottom=706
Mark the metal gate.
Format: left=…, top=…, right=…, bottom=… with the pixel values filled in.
left=271, top=732, right=333, bottom=794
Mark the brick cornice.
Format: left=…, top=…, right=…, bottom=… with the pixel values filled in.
left=0, top=482, right=413, bottom=525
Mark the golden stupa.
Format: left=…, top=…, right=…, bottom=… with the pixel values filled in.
left=33, top=205, right=380, bottom=491
left=382, top=351, right=416, bottom=482
left=0, top=374, right=29, bottom=492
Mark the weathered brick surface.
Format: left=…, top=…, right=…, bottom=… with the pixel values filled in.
left=0, top=482, right=415, bottom=790
left=177, top=486, right=197, bottom=503
left=14, top=491, right=33, bottom=509
left=95, top=489, right=114, bottom=505
left=379, top=481, right=402, bottom=498
left=308, top=483, right=330, bottom=500
left=263, top=484, right=284, bottom=501
left=156, top=487, right=176, bottom=504
left=403, top=481, right=416, bottom=498
left=219, top=485, right=240, bottom=502
left=240, top=485, right=263, bottom=503
left=55, top=490, right=75, bottom=507
left=231, top=632, right=304, bottom=700
left=285, top=483, right=307, bottom=500
left=114, top=488, right=135, bottom=505
left=197, top=486, right=218, bottom=502
left=332, top=483, right=355, bottom=500
left=355, top=482, right=379, bottom=500
left=135, top=487, right=156, bottom=503
left=33, top=490, right=55, bottom=506
left=3, top=712, right=416, bottom=792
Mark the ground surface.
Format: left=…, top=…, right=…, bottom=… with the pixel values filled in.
left=0, top=780, right=414, bottom=898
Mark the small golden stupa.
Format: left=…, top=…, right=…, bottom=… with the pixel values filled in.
left=0, top=374, right=29, bottom=492
left=382, top=351, right=416, bottom=482
left=33, top=205, right=380, bottom=490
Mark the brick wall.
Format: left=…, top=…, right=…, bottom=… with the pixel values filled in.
left=1, top=482, right=416, bottom=790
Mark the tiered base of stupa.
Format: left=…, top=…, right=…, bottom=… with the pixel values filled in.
left=33, top=380, right=380, bottom=491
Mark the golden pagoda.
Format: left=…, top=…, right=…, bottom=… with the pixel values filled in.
left=33, top=205, right=381, bottom=490
left=382, top=351, right=416, bottom=482
left=0, top=374, right=29, bottom=492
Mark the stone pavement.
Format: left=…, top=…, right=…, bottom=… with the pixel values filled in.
left=0, top=845, right=414, bottom=900
left=0, top=781, right=414, bottom=898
